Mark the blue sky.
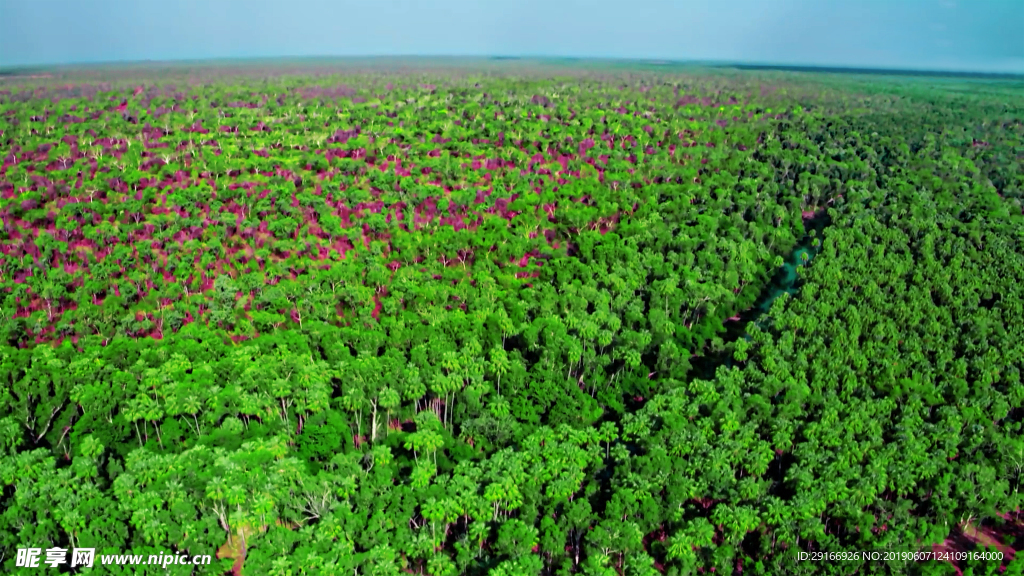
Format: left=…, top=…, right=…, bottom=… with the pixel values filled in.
left=1, top=0, right=1021, bottom=72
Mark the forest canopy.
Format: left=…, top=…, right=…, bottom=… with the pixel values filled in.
left=1, top=64, right=1023, bottom=575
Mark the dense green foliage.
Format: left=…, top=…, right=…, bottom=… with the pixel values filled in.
left=1, top=65, right=1023, bottom=575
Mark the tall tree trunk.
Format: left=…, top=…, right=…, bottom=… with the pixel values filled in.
left=154, top=421, right=164, bottom=449
left=370, top=399, right=378, bottom=443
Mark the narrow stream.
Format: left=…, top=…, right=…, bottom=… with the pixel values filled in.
left=692, top=210, right=831, bottom=376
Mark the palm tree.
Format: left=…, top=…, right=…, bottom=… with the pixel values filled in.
left=123, top=398, right=145, bottom=447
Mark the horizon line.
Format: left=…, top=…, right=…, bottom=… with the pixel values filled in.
left=2, top=54, right=1022, bottom=79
